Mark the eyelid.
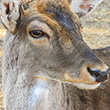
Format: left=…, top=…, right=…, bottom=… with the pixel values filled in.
left=27, top=21, right=54, bottom=38
left=29, top=27, right=44, bottom=32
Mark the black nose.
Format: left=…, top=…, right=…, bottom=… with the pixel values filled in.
left=87, top=68, right=108, bottom=82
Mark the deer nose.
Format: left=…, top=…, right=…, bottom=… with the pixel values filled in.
left=87, top=68, right=108, bottom=82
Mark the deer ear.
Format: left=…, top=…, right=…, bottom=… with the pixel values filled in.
left=69, top=0, right=102, bottom=18
left=1, top=0, right=19, bottom=33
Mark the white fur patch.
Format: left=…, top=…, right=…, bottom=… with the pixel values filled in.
left=28, top=79, right=49, bottom=108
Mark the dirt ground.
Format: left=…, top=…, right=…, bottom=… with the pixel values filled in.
left=81, top=0, right=110, bottom=48
left=0, top=0, right=110, bottom=109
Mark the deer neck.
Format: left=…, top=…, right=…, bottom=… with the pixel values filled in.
left=2, top=36, right=71, bottom=109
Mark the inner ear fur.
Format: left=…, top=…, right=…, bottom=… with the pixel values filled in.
left=1, top=0, right=19, bottom=33
left=68, top=0, right=103, bottom=18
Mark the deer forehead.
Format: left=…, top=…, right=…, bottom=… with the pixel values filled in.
left=20, top=0, right=80, bottom=25
left=21, top=0, right=66, bottom=12
left=20, top=0, right=82, bottom=45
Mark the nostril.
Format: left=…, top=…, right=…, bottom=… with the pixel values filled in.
left=87, top=68, right=100, bottom=77
left=87, top=68, right=108, bottom=82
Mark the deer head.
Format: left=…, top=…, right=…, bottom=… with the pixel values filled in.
left=1, top=0, right=108, bottom=90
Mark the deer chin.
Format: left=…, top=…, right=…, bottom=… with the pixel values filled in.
left=73, top=82, right=101, bottom=90
left=63, top=73, right=101, bottom=90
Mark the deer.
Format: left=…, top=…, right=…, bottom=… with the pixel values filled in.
left=1, top=0, right=110, bottom=110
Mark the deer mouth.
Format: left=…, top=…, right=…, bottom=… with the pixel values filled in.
left=62, top=73, right=101, bottom=90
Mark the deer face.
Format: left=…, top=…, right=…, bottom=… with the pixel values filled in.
left=1, top=0, right=108, bottom=90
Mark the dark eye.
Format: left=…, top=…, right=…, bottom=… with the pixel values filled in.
left=29, top=30, right=44, bottom=38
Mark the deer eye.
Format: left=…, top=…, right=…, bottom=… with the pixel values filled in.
left=29, top=30, right=44, bottom=38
